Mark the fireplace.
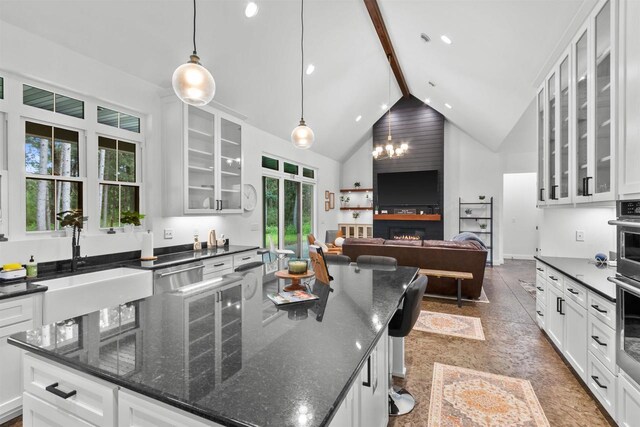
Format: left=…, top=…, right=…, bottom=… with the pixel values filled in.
left=389, top=227, right=426, bottom=241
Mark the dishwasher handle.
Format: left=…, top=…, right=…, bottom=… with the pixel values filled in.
left=158, top=264, right=205, bottom=278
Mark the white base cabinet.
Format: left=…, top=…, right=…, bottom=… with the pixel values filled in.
left=618, top=371, right=640, bottom=427
left=563, top=297, right=588, bottom=381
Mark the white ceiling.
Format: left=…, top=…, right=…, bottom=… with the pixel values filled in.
left=0, top=0, right=593, bottom=159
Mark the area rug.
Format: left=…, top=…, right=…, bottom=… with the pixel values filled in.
left=428, top=363, right=550, bottom=427
left=519, top=279, right=537, bottom=299
left=414, top=311, right=485, bottom=341
left=424, top=287, right=490, bottom=304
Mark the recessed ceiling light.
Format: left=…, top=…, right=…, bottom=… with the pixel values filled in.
left=445, top=103, right=452, bottom=109
left=424, top=98, right=431, bottom=104
left=381, top=104, right=388, bottom=110
left=355, top=115, right=362, bottom=122
left=440, top=35, right=452, bottom=45
left=420, top=33, right=431, bottom=42
left=306, top=64, right=315, bottom=75
left=245, top=2, right=259, bottom=18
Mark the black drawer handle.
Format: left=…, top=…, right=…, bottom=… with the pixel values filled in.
left=536, top=267, right=544, bottom=272
left=559, top=298, right=565, bottom=315
left=591, top=304, right=608, bottom=314
left=213, top=263, right=225, bottom=267
left=536, top=310, right=544, bottom=317
left=362, top=355, right=371, bottom=387
left=591, top=375, right=607, bottom=389
left=45, top=382, right=77, bottom=399
left=549, top=276, right=558, bottom=281
left=536, top=286, right=544, bottom=291
left=567, top=288, right=579, bottom=295
left=591, top=336, right=607, bottom=346
left=242, top=256, right=251, bottom=260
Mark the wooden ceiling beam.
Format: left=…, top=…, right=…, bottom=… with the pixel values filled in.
left=363, top=0, right=411, bottom=97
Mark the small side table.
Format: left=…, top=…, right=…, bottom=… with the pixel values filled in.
left=275, top=269, right=315, bottom=292
left=419, top=268, right=474, bottom=308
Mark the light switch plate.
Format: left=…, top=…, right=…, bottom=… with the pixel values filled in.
left=576, top=230, right=585, bottom=242
left=164, top=229, right=174, bottom=239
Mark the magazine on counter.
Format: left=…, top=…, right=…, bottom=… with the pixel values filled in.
left=267, top=290, right=319, bottom=306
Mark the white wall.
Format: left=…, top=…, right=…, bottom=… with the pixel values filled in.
left=0, top=22, right=341, bottom=264
left=498, top=99, right=537, bottom=174
left=340, top=135, right=373, bottom=227
left=444, top=122, right=503, bottom=263
left=502, top=173, right=538, bottom=259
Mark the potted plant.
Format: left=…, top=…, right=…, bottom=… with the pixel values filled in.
left=354, top=182, right=361, bottom=188
left=479, top=223, right=487, bottom=230
left=56, top=209, right=87, bottom=256
left=121, top=211, right=146, bottom=232
left=352, top=212, right=360, bottom=220
left=465, top=208, right=473, bottom=217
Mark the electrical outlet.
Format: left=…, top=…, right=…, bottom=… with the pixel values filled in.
left=576, top=230, right=585, bottom=242
left=250, top=223, right=259, bottom=231
left=164, top=229, right=174, bottom=239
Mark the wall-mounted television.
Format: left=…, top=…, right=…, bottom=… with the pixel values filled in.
left=377, top=170, right=439, bottom=206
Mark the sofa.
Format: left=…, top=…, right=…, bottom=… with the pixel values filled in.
left=342, top=238, right=487, bottom=299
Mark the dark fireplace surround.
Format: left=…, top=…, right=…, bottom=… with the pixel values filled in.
left=389, top=227, right=426, bottom=241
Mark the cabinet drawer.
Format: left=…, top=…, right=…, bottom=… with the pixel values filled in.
left=564, top=278, right=587, bottom=309
left=535, top=276, right=546, bottom=302
left=24, top=354, right=116, bottom=427
left=588, top=292, right=616, bottom=330
left=535, top=298, right=545, bottom=330
left=0, top=296, right=33, bottom=328
left=233, top=252, right=261, bottom=267
left=535, top=262, right=546, bottom=277
left=587, top=352, right=616, bottom=418
left=23, top=392, right=94, bottom=427
left=618, top=371, right=640, bottom=427
left=203, top=256, right=233, bottom=275
left=588, top=315, right=617, bottom=375
left=545, top=268, right=563, bottom=291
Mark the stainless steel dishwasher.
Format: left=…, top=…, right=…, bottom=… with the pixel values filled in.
left=153, top=262, right=205, bottom=294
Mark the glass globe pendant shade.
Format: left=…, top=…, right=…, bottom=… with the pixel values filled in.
left=291, top=119, right=315, bottom=149
left=172, top=55, right=216, bottom=106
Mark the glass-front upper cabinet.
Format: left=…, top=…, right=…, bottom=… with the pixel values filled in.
left=558, top=56, right=570, bottom=202
left=575, top=29, right=589, bottom=200
left=547, top=72, right=557, bottom=202
left=187, top=106, right=216, bottom=211
left=593, top=0, right=614, bottom=200
left=537, top=88, right=546, bottom=206
left=219, top=117, right=242, bottom=211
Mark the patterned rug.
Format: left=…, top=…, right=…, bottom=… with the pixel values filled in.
left=424, top=287, right=490, bottom=304
left=414, top=311, right=485, bottom=341
left=428, top=363, right=550, bottom=427
left=519, top=279, right=537, bottom=299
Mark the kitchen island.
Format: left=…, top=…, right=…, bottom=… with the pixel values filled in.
left=9, top=263, right=418, bottom=427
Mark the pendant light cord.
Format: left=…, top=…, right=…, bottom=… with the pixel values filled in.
left=388, top=54, right=391, bottom=140
left=192, top=0, right=197, bottom=55
left=300, top=0, right=305, bottom=121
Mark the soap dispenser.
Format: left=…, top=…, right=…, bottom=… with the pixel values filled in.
left=193, top=234, right=202, bottom=251
left=26, top=255, right=38, bottom=278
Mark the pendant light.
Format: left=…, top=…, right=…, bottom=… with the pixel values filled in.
left=172, top=0, right=216, bottom=106
left=291, top=0, right=315, bottom=149
left=372, top=55, right=408, bottom=160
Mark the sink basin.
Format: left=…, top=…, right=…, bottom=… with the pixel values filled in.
left=36, top=267, right=152, bottom=324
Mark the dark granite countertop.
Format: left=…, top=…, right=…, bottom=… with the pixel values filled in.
left=535, top=256, right=617, bottom=301
left=9, top=264, right=418, bottom=427
left=133, top=245, right=260, bottom=270
left=0, top=282, right=47, bottom=301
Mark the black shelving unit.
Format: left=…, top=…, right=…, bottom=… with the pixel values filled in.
left=459, top=197, right=494, bottom=266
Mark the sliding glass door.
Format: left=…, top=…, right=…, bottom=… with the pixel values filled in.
left=284, top=180, right=301, bottom=255
left=301, top=183, right=314, bottom=257
left=263, top=176, right=279, bottom=248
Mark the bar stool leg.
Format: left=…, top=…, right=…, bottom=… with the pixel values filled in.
left=457, top=278, right=462, bottom=307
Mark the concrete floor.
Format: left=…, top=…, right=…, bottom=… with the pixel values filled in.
left=389, top=259, right=616, bottom=427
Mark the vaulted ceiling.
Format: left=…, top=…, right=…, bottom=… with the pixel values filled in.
left=0, top=0, right=594, bottom=160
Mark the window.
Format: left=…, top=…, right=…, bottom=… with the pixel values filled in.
left=263, top=176, right=279, bottom=248
left=97, top=106, right=140, bottom=133
left=25, top=121, right=82, bottom=231
left=303, top=167, right=315, bottom=179
left=23, top=85, right=84, bottom=119
left=98, top=136, right=139, bottom=228
left=284, top=162, right=298, bottom=175
left=262, top=156, right=279, bottom=171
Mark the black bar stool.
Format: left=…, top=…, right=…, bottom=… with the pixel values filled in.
left=356, top=255, right=398, bottom=270
left=388, top=275, right=428, bottom=416
left=324, top=254, right=351, bottom=265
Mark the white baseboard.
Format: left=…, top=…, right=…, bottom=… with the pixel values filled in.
left=503, top=254, right=535, bottom=260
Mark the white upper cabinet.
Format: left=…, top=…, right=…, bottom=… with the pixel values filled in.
left=618, top=0, right=640, bottom=198
left=163, top=97, right=244, bottom=215
left=537, top=0, right=617, bottom=206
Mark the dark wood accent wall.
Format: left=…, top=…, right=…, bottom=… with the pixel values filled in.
left=372, top=95, right=445, bottom=239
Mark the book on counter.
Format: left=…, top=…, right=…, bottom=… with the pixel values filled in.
left=267, top=290, right=319, bottom=306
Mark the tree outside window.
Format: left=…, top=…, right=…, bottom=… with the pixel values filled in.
left=98, top=136, right=139, bottom=228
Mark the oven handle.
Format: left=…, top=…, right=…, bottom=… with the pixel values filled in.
left=608, top=220, right=640, bottom=229
left=608, top=276, right=640, bottom=294
left=157, top=264, right=205, bottom=278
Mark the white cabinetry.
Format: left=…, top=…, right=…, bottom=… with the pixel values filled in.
left=0, top=295, right=39, bottom=424
left=618, top=370, right=640, bottom=427
left=162, top=97, right=244, bottom=215
left=563, top=296, right=588, bottom=380
left=545, top=283, right=565, bottom=350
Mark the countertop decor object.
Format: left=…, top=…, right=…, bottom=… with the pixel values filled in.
left=287, top=258, right=308, bottom=274
left=275, top=268, right=314, bottom=292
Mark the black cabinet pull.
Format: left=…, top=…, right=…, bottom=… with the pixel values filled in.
left=549, top=276, right=558, bottom=281
left=591, top=376, right=607, bottom=389
left=582, top=177, right=586, bottom=196
left=591, top=304, right=607, bottom=314
left=213, top=262, right=225, bottom=267
left=585, top=177, right=593, bottom=196
left=559, top=298, right=565, bottom=315
left=567, top=288, right=579, bottom=295
left=45, top=382, right=77, bottom=399
left=242, top=256, right=251, bottom=260
left=536, top=286, right=544, bottom=291
left=362, top=355, right=371, bottom=387
left=539, top=188, right=545, bottom=202
left=591, top=336, right=607, bottom=346
left=536, top=267, right=544, bottom=272
left=551, top=185, right=558, bottom=200
left=536, top=310, right=544, bottom=317
left=556, top=297, right=561, bottom=313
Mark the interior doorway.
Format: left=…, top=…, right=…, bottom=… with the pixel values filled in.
left=502, top=173, right=538, bottom=259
